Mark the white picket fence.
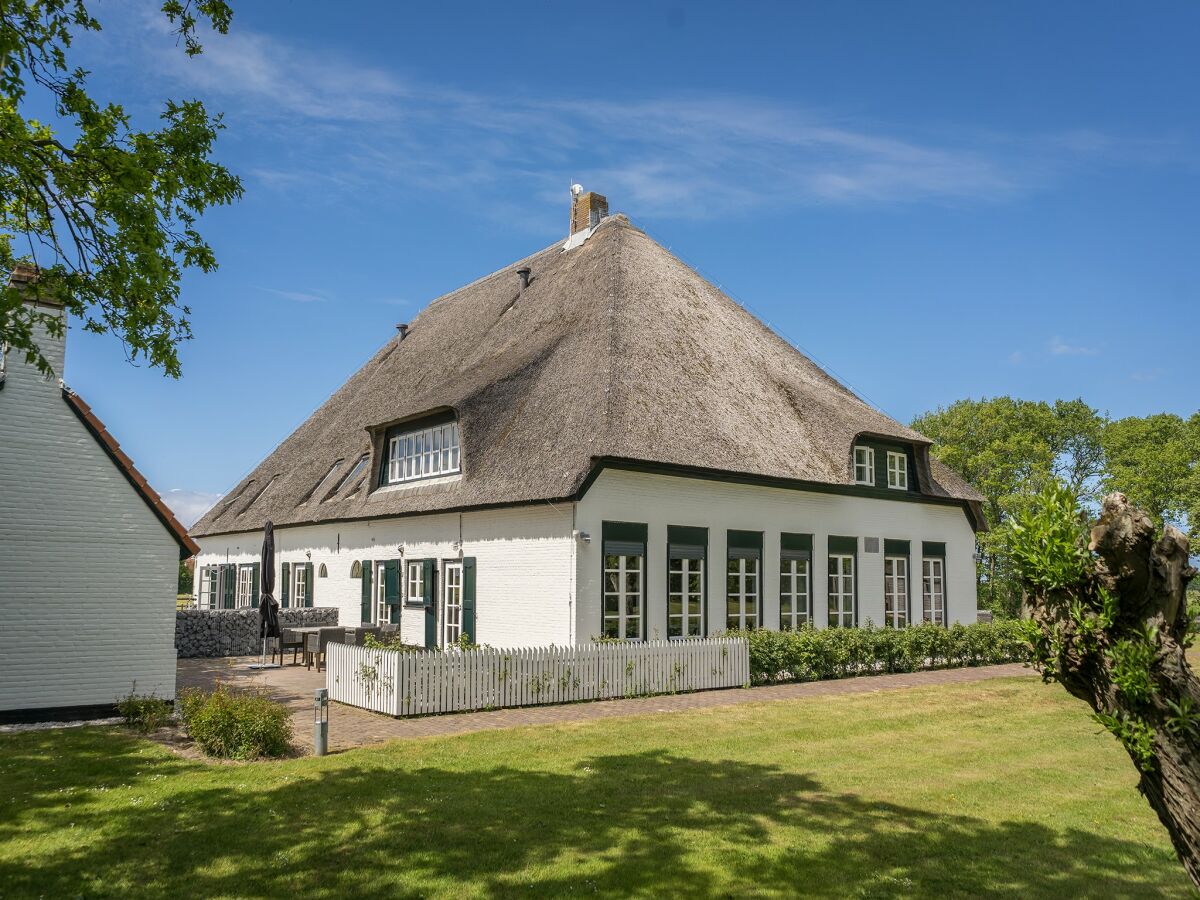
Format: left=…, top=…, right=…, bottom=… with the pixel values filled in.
left=325, top=638, right=749, bottom=717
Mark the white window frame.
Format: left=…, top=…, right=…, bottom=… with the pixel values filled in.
left=386, top=422, right=461, bottom=485
left=375, top=562, right=389, bottom=625
left=887, top=451, right=908, bottom=490
left=235, top=565, right=255, bottom=608
left=603, top=552, right=643, bottom=640
left=883, top=556, right=908, bottom=628
left=828, top=554, right=855, bottom=627
left=853, top=446, right=875, bottom=485
left=293, top=565, right=309, bottom=608
left=668, top=557, right=704, bottom=638
left=726, top=557, right=759, bottom=631
left=780, top=558, right=810, bottom=630
left=199, top=565, right=219, bottom=610
left=923, top=557, right=946, bottom=625
left=406, top=560, right=424, bottom=604
left=443, top=562, right=464, bottom=646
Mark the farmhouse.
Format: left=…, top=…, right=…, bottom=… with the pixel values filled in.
left=0, top=265, right=198, bottom=721
left=190, top=191, right=984, bottom=648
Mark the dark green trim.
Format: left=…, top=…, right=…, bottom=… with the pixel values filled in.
left=280, top=562, right=290, bottom=608
left=304, top=562, right=314, bottom=607
left=884, top=538, right=910, bottom=555
left=922, top=541, right=947, bottom=557
left=249, top=563, right=260, bottom=608
left=384, top=559, right=401, bottom=624
left=781, top=532, right=813, bottom=555
left=462, top=557, right=477, bottom=643
left=828, top=535, right=858, bottom=555
left=194, top=456, right=982, bottom=542
left=360, top=559, right=373, bottom=624
left=726, top=529, right=763, bottom=555
left=422, top=559, right=437, bottom=649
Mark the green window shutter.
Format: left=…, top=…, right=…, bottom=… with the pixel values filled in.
left=922, top=541, right=946, bottom=558
left=884, top=539, right=910, bottom=556
left=781, top=532, right=812, bottom=561
left=829, top=535, right=858, bottom=555
left=250, top=563, right=260, bottom=606
left=222, top=564, right=236, bottom=609
left=462, top=557, right=476, bottom=644
left=304, top=562, right=314, bottom=607
left=727, top=529, right=763, bottom=560
left=280, top=562, right=291, bottom=608
left=360, top=560, right=373, bottom=624
left=384, top=560, right=401, bottom=624
left=422, top=559, right=438, bottom=649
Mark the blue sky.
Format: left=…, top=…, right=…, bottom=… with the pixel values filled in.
left=57, top=2, right=1198, bottom=524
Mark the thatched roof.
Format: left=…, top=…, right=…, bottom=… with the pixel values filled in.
left=192, top=215, right=982, bottom=538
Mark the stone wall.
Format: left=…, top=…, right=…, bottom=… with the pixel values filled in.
left=175, top=608, right=338, bottom=658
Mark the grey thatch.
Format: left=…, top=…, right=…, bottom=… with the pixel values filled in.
left=192, top=215, right=982, bottom=538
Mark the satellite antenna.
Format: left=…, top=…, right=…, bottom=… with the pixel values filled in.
left=570, top=183, right=583, bottom=196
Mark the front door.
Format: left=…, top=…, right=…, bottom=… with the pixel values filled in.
left=443, top=562, right=463, bottom=647
left=375, top=563, right=388, bottom=625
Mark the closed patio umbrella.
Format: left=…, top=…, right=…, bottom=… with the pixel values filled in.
left=250, top=521, right=282, bottom=669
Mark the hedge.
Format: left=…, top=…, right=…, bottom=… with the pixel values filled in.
left=730, top=620, right=1031, bottom=686
left=177, top=686, right=293, bottom=759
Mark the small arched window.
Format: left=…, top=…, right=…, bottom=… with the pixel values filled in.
left=318, top=563, right=328, bottom=578
left=350, top=560, right=362, bottom=578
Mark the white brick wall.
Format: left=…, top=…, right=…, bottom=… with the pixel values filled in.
left=574, top=468, right=979, bottom=640
left=0, top=318, right=179, bottom=713
left=193, top=503, right=577, bottom=649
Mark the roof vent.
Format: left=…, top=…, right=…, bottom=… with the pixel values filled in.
left=516, top=267, right=531, bottom=292
left=395, top=323, right=409, bottom=340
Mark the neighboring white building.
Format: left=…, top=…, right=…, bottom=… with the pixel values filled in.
left=0, top=266, right=197, bottom=722
left=191, top=192, right=985, bottom=649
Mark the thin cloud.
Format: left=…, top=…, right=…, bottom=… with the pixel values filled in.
left=162, top=489, right=222, bottom=528
left=98, top=10, right=1183, bottom=224
left=258, top=287, right=331, bottom=304
left=1008, top=350, right=1024, bottom=365
left=1131, top=367, right=1165, bottom=382
left=1049, top=336, right=1100, bottom=357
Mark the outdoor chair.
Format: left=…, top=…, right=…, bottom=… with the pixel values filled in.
left=279, top=628, right=305, bottom=665
left=353, top=626, right=382, bottom=646
left=305, top=627, right=347, bottom=672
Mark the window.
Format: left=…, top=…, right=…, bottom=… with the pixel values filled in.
left=780, top=533, right=812, bottom=630
left=668, top=525, right=706, bottom=638
left=304, top=458, right=344, bottom=503
left=235, top=565, right=255, bottom=608
left=406, top=560, right=424, bottom=604
left=294, top=565, right=309, bottom=608
left=884, top=557, right=908, bottom=627
left=923, top=557, right=946, bottom=625
left=384, top=419, right=461, bottom=485
left=375, top=562, right=389, bottom=625
left=444, top=562, right=464, bottom=645
left=887, top=451, right=908, bottom=490
left=602, top=522, right=646, bottom=640
left=828, top=555, right=855, bottom=627
left=726, top=531, right=762, bottom=631
left=199, top=565, right=219, bottom=610
left=331, top=454, right=368, bottom=496
left=240, top=475, right=278, bottom=513
left=853, top=446, right=875, bottom=485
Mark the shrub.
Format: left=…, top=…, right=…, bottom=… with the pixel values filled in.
left=176, top=686, right=293, bottom=759
left=732, top=620, right=1030, bottom=685
left=363, top=632, right=425, bottom=652
left=117, top=691, right=174, bottom=733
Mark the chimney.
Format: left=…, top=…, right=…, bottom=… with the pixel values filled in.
left=516, top=267, right=531, bottom=292
left=5, top=262, right=66, bottom=383
left=395, top=323, right=409, bottom=340
left=569, top=187, right=608, bottom=236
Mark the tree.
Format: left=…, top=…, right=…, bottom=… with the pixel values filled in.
left=1012, top=486, right=1199, bottom=886
left=1103, top=414, right=1195, bottom=534
left=912, top=397, right=1106, bottom=616
left=1, top=0, right=242, bottom=378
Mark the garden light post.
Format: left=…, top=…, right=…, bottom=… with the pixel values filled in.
left=314, top=688, right=329, bottom=756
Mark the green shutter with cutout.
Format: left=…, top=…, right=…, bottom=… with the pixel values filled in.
left=360, top=560, right=373, bottom=624
left=422, top=559, right=437, bottom=649
left=250, top=563, right=260, bottom=607
left=384, top=560, right=401, bottom=624
left=280, top=562, right=290, bottom=608
left=222, top=564, right=236, bottom=609
left=462, top=557, right=476, bottom=645
left=304, top=562, right=314, bottom=607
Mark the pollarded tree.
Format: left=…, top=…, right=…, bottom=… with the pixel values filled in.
left=1011, top=485, right=1199, bottom=886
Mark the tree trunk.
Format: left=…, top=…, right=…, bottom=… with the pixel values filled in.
left=1027, top=493, right=1200, bottom=885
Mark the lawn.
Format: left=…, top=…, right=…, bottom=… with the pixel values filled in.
left=0, top=676, right=1192, bottom=898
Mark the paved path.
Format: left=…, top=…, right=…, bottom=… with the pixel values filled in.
left=177, top=657, right=1033, bottom=754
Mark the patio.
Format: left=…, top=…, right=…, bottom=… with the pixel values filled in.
left=175, top=656, right=1031, bottom=754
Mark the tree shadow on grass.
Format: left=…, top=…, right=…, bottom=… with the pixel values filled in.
left=0, top=728, right=1189, bottom=898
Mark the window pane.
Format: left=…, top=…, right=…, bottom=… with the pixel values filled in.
left=688, top=573, right=702, bottom=593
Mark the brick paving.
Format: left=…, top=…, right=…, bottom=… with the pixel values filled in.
left=177, top=656, right=1034, bottom=754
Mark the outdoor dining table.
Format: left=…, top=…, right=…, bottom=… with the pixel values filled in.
left=279, top=626, right=382, bottom=666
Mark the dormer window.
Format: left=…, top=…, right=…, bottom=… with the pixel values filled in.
left=330, top=454, right=368, bottom=497
left=382, top=415, right=461, bottom=486
left=853, top=446, right=874, bottom=486
left=887, top=451, right=908, bottom=490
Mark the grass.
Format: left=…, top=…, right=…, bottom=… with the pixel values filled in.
left=0, top=676, right=1192, bottom=898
